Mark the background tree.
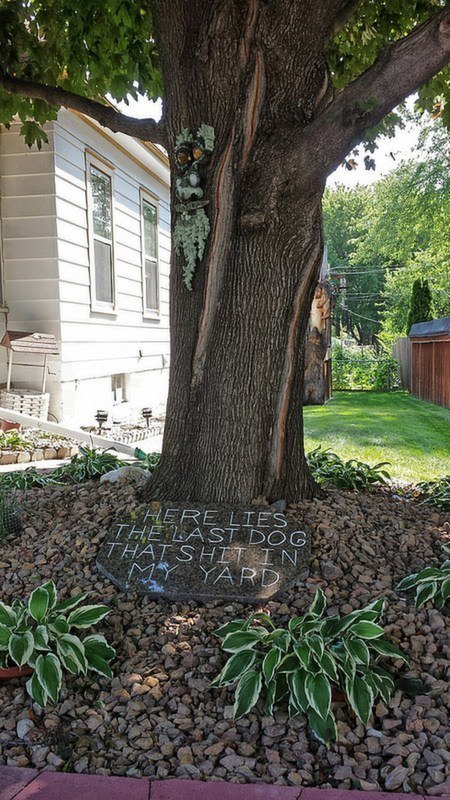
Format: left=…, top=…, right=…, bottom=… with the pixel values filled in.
left=407, top=279, right=434, bottom=330
left=1, top=1, right=450, bottom=504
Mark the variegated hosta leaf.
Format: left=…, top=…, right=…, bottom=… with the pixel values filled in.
left=415, top=582, right=437, bottom=608
left=40, top=581, right=57, bottom=610
left=0, top=623, right=12, bottom=648
left=56, top=634, right=88, bottom=675
left=294, top=642, right=312, bottom=670
left=308, top=708, right=337, bottom=745
left=35, top=653, right=62, bottom=705
left=67, top=604, right=111, bottom=629
left=221, top=629, right=266, bottom=653
left=53, top=592, right=90, bottom=614
left=26, top=672, right=48, bottom=709
left=83, top=635, right=116, bottom=678
left=266, top=629, right=290, bottom=652
left=307, top=634, right=324, bottom=660
left=233, top=670, right=262, bottom=719
left=0, top=602, right=17, bottom=627
left=346, top=674, right=374, bottom=725
left=8, top=631, right=34, bottom=667
left=288, top=669, right=308, bottom=713
left=316, top=650, right=339, bottom=683
left=262, top=648, right=281, bottom=685
left=369, top=639, right=409, bottom=663
left=305, top=672, right=332, bottom=720
left=344, top=637, right=370, bottom=665
left=213, top=620, right=247, bottom=638
left=309, top=587, right=327, bottom=617
left=49, top=616, right=70, bottom=636
left=211, top=650, right=257, bottom=687
left=349, top=621, right=384, bottom=639
left=28, top=586, right=50, bottom=623
left=33, top=625, right=50, bottom=651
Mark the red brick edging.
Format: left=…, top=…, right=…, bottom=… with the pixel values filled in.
left=1, top=768, right=449, bottom=800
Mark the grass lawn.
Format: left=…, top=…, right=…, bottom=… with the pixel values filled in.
left=303, top=391, right=450, bottom=484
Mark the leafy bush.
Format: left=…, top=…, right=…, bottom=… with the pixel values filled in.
left=396, top=543, right=450, bottom=608
left=307, top=446, right=390, bottom=489
left=212, top=589, right=407, bottom=744
left=0, top=581, right=115, bottom=707
left=0, top=430, right=33, bottom=451
left=51, top=446, right=125, bottom=483
left=416, top=476, right=450, bottom=513
left=0, top=467, right=57, bottom=490
left=133, top=450, right=161, bottom=473
left=332, top=346, right=399, bottom=391
left=0, top=489, right=23, bottom=538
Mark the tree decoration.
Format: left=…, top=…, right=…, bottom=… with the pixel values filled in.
left=173, top=125, right=215, bottom=290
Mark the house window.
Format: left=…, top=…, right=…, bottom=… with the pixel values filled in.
left=141, top=194, right=159, bottom=314
left=111, top=374, right=126, bottom=404
left=87, top=154, right=115, bottom=311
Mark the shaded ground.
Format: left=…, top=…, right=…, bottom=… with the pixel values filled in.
left=0, top=481, right=449, bottom=795
left=303, top=392, right=450, bottom=483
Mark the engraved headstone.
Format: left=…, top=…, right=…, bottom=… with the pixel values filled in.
left=97, top=502, right=310, bottom=603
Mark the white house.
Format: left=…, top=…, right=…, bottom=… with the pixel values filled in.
left=0, top=109, right=171, bottom=426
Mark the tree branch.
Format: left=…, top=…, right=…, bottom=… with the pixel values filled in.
left=282, top=3, right=450, bottom=192
left=0, top=73, right=168, bottom=148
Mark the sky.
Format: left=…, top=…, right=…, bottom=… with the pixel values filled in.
left=116, top=95, right=422, bottom=189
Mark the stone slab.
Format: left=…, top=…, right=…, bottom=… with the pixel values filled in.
left=11, top=771, right=149, bottom=800
left=0, top=767, right=38, bottom=800
left=97, top=501, right=310, bottom=602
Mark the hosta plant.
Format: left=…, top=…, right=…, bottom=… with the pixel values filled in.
left=0, top=581, right=115, bottom=707
left=52, top=446, right=125, bottom=482
left=307, top=447, right=390, bottom=490
left=396, top=543, right=450, bottom=608
left=212, top=589, right=407, bottom=744
left=416, top=476, right=450, bottom=513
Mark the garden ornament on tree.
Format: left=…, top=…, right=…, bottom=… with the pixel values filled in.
left=174, top=124, right=215, bottom=290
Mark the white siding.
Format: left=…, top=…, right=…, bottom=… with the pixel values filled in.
left=54, top=110, right=170, bottom=422
left=0, top=123, right=62, bottom=416
left=0, top=111, right=171, bottom=424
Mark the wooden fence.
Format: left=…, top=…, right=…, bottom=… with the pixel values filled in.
left=393, top=337, right=411, bottom=390
left=410, top=336, right=450, bottom=409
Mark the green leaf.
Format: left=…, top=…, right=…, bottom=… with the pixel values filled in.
left=294, top=642, right=313, bottom=670
left=415, top=582, right=437, bottom=608
left=396, top=573, right=419, bottom=592
left=309, top=587, right=327, bottom=617
left=288, top=669, right=308, bottom=713
left=40, top=581, right=57, bottom=610
left=263, top=648, right=281, bottom=685
left=278, top=653, right=299, bottom=672
left=221, top=630, right=266, bottom=652
left=369, top=639, right=409, bottom=663
left=56, top=634, right=88, bottom=675
left=49, top=617, right=70, bottom=636
left=266, top=629, right=290, bottom=652
left=26, top=672, right=48, bottom=708
left=307, top=634, right=324, bottom=660
left=8, top=632, right=34, bottom=667
left=36, top=653, right=62, bottom=704
left=316, top=650, right=339, bottom=683
left=33, top=625, right=50, bottom=650
left=0, top=623, right=12, bottom=648
left=83, top=635, right=115, bottom=677
left=211, top=650, right=257, bottom=687
left=53, top=593, right=90, bottom=613
left=67, top=604, right=110, bottom=629
left=0, top=602, right=16, bottom=626
left=440, top=576, right=450, bottom=602
left=308, top=708, right=337, bottom=745
left=344, top=637, right=370, bottom=665
left=213, top=620, right=247, bottom=638
left=265, top=679, right=277, bottom=715
left=346, top=674, right=374, bottom=725
left=305, top=672, right=332, bottom=720
left=28, top=586, right=50, bottom=622
left=233, top=670, right=262, bottom=719
left=349, top=621, right=385, bottom=639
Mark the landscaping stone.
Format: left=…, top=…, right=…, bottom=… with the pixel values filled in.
left=97, top=502, right=310, bottom=602
left=0, top=481, right=448, bottom=790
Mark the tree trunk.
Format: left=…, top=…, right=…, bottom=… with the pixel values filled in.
left=144, top=0, right=329, bottom=504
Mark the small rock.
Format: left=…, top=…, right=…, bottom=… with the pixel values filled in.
left=16, top=719, right=35, bottom=740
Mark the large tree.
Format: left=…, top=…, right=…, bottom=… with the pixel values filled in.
left=1, top=1, right=450, bottom=504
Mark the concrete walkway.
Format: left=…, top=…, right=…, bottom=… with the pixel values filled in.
left=1, top=768, right=448, bottom=800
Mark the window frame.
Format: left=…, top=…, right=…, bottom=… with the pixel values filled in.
left=140, top=189, right=160, bottom=319
left=86, top=151, right=117, bottom=314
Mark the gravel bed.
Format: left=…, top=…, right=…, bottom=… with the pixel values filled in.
left=0, top=481, right=448, bottom=794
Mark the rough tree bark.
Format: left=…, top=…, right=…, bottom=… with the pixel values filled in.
left=140, top=0, right=450, bottom=505
left=5, top=0, right=449, bottom=505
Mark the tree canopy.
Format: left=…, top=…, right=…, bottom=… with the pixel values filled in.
left=1, top=0, right=450, bottom=162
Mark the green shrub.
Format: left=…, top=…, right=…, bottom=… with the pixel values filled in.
left=307, top=446, right=390, bottom=489
left=51, top=446, right=125, bottom=483
left=133, top=450, right=161, bottom=473
left=212, top=589, right=407, bottom=744
left=396, top=543, right=450, bottom=608
left=0, top=467, right=57, bottom=490
left=331, top=346, right=399, bottom=391
left=0, top=581, right=115, bottom=707
left=416, top=476, right=450, bottom=513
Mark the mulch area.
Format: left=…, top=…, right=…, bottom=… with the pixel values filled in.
left=0, top=480, right=448, bottom=795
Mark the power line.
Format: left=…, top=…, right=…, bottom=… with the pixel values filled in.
left=336, top=303, right=381, bottom=325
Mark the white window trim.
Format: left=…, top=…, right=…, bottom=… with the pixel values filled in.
left=0, top=202, right=8, bottom=312
left=140, top=189, right=160, bottom=319
left=86, top=151, right=117, bottom=315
